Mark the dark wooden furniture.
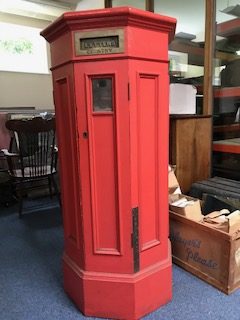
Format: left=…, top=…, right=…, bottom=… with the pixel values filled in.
left=212, top=86, right=240, bottom=179
left=0, top=113, right=11, bottom=150
left=170, top=114, right=212, bottom=193
left=1, top=117, right=59, bottom=217
left=190, top=176, right=240, bottom=201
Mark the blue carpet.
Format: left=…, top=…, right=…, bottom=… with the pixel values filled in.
left=1, top=199, right=240, bottom=320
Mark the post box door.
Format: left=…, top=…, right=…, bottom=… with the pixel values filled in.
left=129, top=60, right=170, bottom=270
left=75, top=60, right=132, bottom=273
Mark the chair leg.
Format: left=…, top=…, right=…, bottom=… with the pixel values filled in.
left=19, top=197, right=23, bottom=219
left=51, top=174, right=61, bottom=206
left=48, top=176, right=53, bottom=198
left=18, top=182, right=23, bottom=219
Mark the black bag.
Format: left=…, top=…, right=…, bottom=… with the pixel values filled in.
left=221, top=59, right=240, bottom=87
left=0, top=172, right=15, bottom=207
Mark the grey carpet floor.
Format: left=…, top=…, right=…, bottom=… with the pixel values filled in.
left=1, top=198, right=240, bottom=320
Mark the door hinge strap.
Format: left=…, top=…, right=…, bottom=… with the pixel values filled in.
left=132, top=207, right=139, bottom=273
left=128, top=82, right=130, bottom=100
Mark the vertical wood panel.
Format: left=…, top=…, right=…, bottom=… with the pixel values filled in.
left=146, top=0, right=154, bottom=12
left=104, top=0, right=112, bottom=8
left=138, top=74, right=160, bottom=251
left=56, top=77, right=77, bottom=243
left=87, top=76, right=121, bottom=256
left=203, top=0, right=216, bottom=115
left=170, top=115, right=212, bottom=193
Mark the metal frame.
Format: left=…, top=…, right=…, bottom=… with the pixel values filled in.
left=203, top=0, right=216, bottom=115
left=105, top=0, right=154, bottom=12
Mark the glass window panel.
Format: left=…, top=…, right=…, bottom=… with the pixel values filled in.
left=92, top=78, right=113, bottom=112
left=212, top=0, right=240, bottom=180
left=155, top=1, right=205, bottom=114
left=0, top=22, right=49, bottom=74
left=112, top=0, right=145, bottom=10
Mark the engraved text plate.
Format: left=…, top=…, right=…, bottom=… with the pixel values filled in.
left=74, top=29, right=124, bottom=56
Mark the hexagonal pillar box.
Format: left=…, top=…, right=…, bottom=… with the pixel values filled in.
left=41, top=7, right=176, bottom=320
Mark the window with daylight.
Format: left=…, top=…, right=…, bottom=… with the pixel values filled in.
left=0, top=22, right=49, bottom=74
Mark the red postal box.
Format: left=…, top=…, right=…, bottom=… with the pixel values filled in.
left=41, top=7, right=176, bottom=320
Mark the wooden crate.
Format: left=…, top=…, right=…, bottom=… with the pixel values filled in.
left=170, top=211, right=240, bottom=294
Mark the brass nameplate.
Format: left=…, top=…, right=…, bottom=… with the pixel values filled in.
left=74, top=29, right=124, bottom=56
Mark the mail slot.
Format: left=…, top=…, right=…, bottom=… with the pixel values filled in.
left=41, top=7, right=176, bottom=320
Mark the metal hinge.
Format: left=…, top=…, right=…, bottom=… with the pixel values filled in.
left=132, top=207, right=139, bottom=273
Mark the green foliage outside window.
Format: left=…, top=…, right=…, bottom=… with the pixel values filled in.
left=0, top=38, right=33, bottom=54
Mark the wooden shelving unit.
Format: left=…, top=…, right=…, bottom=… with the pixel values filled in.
left=169, top=39, right=205, bottom=66
left=170, top=115, right=212, bottom=193
left=212, top=18, right=240, bottom=179
left=214, top=123, right=240, bottom=133
left=169, top=39, right=238, bottom=67
left=214, top=87, right=240, bottom=98
left=168, top=2, right=216, bottom=188
left=212, top=17, right=240, bottom=179
left=215, top=18, right=240, bottom=64
left=217, top=18, right=240, bottom=38
left=213, top=138, right=240, bottom=154
left=215, top=51, right=238, bottom=64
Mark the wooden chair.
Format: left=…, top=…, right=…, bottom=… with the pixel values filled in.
left=1, top=117, right=60, bottom=217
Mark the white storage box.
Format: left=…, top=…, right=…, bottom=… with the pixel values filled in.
left=170, top=83, right=197, bottom=114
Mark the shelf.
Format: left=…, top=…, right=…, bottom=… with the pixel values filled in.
left=213, top=138, right=240, bottom=154
left=213, top=123, right=240, bottom=133
left=215, top=51, right=239, bottom=64
left=169, top=39, right=238, bottom=66
left=217, top=18, right=240, bottom=38
left=214, top=87, right=240, bottom=98
left=169, top=39, right=204, bottom=66
left=170, top=114, right=211, bottom=120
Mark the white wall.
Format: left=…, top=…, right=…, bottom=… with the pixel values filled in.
left=76, top=0, right=104, bottom=10
left=0, top=72, right=53, bottom=110
left=1, top=0, right=237, bottom=110
left=0, top=13, right=54, bottom=110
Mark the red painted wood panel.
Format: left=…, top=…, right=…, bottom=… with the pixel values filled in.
left=129, top=60, right=169, bottom=269
left=42, top=7, right=176, bottom=318
left=90, top=111, right=121, bottom=255
left=137, top=74, right=160, bottom=251
left=55, top=77, right=78, bottom=243
left=53, top=65, right=85, bottom=268
left=73, top=61, right=132, bottom=273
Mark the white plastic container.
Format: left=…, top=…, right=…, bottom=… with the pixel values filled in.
left=169, top=83, right=197, bottom=114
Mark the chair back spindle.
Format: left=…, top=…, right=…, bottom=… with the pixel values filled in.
left=5, top=117, right=57, bottom=179
left=2, top=116, right=60, bottom=217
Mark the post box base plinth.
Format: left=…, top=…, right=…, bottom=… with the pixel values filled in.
left=63, top=251, right=172, bottom=320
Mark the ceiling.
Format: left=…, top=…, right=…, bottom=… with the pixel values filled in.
left=1, top=0, right=240, bottom=30
left=25, top=0, right=79, bottom=7
left=0, top=0, right=79, bottom=21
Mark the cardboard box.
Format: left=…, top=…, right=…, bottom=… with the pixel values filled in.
left=170, top=211, right=240, bottom=294
left=168, top=168, right=202, bottom=221
left=168, top=169, right=181, bottom=195
left=203, top=210, right=240, bottom=234
left=169, top=194, right=203, bottom=222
